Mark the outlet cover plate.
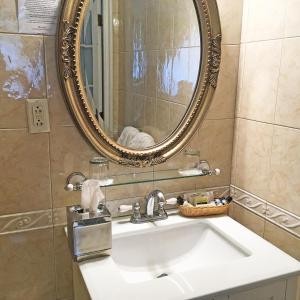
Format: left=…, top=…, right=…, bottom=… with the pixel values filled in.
left=26, top=99, right=50, bottom=133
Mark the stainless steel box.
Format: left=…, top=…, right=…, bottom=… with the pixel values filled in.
left=67, top=205, right=112, bottom=261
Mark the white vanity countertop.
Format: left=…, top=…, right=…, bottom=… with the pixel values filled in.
left=78, top=213, right=300, bottom=300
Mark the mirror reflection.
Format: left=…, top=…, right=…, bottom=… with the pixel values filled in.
left=80, top=0, right=201, bottom=150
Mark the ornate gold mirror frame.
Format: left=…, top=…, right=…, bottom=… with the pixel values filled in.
left=57, top=0, right=221, bottom=167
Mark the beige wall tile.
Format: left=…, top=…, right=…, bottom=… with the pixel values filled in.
left=234, top=119, right=273, bottom=200
left=194, top=119, right=234, bottom=189
left=50, top=126, right=97, bottom=208
left=45, top=37, right=74, bottom=127
left=268, top=126, right=300, bottom=216
left=0, top=130, right=51, bottom=215
left=0, top=0, right=18, bottom=33
left=0, top=228, right=55, bottom=300
left=54, top=226, right=73, bottom=300
left=0, top=99, right=27, bottom=129
left=231, top=203, right=265, bottom=236
left=264, top=221, right=300, bottom=260
left=235, top=43, right=246, bottom=118
left=207, top=45, right=240, bottom=120
left=242, top=0, right=285, bottom=42
left=231, top=120, right=239, bottom=186
left=284, top=0, right=300, bottom=38
left=0, top=34, right=46, bottom=128
left=237, top=40, right=281, bottom=123
left=217, top=0, right=243, bottom=45
left=275, top=37, right=300, bottom=129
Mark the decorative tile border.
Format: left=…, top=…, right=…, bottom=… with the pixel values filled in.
left=265, top=202, right=300, bottom=238
left=0, top=186, right=230, bottom=234
left=0, top=209, right=53, bottom=235
left=231, top=185, right=300, bottom=239
left=230, top=186, right=267, bottom=218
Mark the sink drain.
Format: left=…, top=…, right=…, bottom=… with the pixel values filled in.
left=156, top=273, right=168, bottom=278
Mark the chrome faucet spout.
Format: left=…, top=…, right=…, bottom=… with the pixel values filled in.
left=146, top=196, right=155, bottom=216
left=145, top=190, right=166, bottom=217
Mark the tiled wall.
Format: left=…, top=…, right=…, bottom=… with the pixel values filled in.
left=0, top=1, right=241, bottom=299
left=231, top=0, right=300, bottom=264
left=114, top=0, right=200, bottom=143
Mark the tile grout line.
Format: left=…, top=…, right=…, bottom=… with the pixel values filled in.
left=43, top=34, right=59, bottom=300
left=241, top=35, right=300, bottom=45
left=235, top=116, right=300, bottom=132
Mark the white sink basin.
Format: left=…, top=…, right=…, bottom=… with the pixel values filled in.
left=78, top=214, right=300, bottom=300
left=112, top=221, right=250, bottom=283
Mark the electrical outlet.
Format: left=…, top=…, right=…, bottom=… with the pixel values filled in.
left=26, top=99, right=50, bottom=133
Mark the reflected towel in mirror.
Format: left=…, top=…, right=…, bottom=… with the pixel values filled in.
left=117, top=126, right=155, bottom=150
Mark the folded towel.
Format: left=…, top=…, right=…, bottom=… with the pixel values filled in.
left=81, top=179, right=105, bottom=212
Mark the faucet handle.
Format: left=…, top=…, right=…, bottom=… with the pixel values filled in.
left=119, top=203, right=142, bottom=222
left=132, top=202, right=141, bottom=220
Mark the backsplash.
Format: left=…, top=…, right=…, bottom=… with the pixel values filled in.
left=0, top=1, right=241, bottom=299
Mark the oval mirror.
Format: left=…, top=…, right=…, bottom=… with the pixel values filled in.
left=58, top=0, right=221, bottom=167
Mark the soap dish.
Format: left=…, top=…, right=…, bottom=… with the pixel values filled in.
left=178, top=204, right=229, bottom=217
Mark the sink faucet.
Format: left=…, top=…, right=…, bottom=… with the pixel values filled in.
left=118, top=190, right=168, bottom=224
left=146, top=190, right=166, bottom=217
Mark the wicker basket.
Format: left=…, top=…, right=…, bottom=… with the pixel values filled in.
left=179, top=204, right=229, bottom=217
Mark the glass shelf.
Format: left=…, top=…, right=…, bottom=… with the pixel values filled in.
left=99, top=168, right=219, bottom=188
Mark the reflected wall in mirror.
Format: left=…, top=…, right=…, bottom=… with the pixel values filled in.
left=80, top=0, right=201, bottom=150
